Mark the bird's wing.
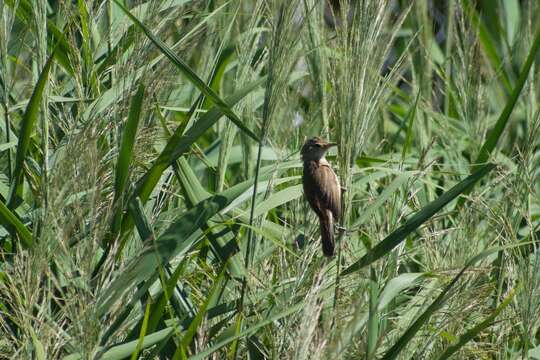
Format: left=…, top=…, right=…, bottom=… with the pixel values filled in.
left=303, top=162, right=341, bottom=219
left=319, top=164, right=341, bottom=219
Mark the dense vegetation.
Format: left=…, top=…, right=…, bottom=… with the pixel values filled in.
left=1, top=0, right=540, bottom=358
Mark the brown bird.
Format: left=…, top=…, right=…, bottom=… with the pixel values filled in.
left=301, top=137, right=341, bottom=257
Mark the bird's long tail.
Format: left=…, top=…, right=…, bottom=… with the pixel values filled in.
left=319, top=210, right=334, bottom=257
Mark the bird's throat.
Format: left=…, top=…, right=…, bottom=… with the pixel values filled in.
left=318, top=156, right=329, bottom=166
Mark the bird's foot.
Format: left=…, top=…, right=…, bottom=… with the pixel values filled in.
left=335, top=225, right=361, bottom=234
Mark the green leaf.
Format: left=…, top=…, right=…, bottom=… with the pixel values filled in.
left=146, top=261, right=187, bottom=334
left=174, top=158, right=244, bottom=276
left=97, top=177, right=258, bottom=315
left=473, top=22, right=540, bottom=169
left=462, top=0, right=513, bottom=92
left=253, top=184, right=302, bottom=217
left=0, top=198, right=33, bottom=247
left=130, top=299, right=152, bottom=360
left=4, top=0, right=74, bottom=75
left=30, top=329, right=46, bottom=360
left=115, top=87, right=146, bottom=177
left=7, top=49, right=56, bottom=208
left=63, top=328, right=173, bottom=360
left=176, top=261, right=229, bottom=356
left=189, top=302, right=304, bottom=360
left=112, top=83, right=145, bottom=230
left=341, top=163, right=495, bottom=276
left=133, top=76, right=265, bottom=204
left=377, top=273, right=426, bottom=311
left=380, top=245, right=529, bottom=360
left=401, top=91, right=420, bottom=159
left=352, top=174, right=410, bottom=228
left=112, top=0, right=259, bottom=142
left=435, top=288, right=515, bottom=360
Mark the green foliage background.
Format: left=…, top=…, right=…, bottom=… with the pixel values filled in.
left=0, top=0, right=540, bottom=359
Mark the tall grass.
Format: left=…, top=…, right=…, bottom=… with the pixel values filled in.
left=1, top=1, right=540, bottom=359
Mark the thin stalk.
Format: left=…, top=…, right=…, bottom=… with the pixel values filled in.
left=236, top=4, right=293, bottom=358
left=107, top=0, right=114, bottom=87
left=444, top=0, right=455, bottom=117
left=237, top=44, right=274, bottom=318
left=36, top=0, right=49, bottom=209
left=0, top=2, right=12, bottom=180
left=366, top=266, right=379, bottom=359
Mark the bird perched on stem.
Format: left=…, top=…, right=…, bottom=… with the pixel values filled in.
left=301, top=137, right=341, bottom=257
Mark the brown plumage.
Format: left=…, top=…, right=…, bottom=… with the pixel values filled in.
left=301, top=137, right=341, bottom=257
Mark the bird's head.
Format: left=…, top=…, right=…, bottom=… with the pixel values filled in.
left=301, top=137, right=337, bottom=161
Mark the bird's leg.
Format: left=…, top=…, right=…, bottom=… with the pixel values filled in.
left=335, top=224, right=362, bottom=234
left=336, top=186, right=347, bottom=233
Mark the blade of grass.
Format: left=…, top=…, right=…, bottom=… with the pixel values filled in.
left=112, top=83, right=145, bottom=230
left=400, top=90, right=420, bottom=160
left=173, top=261, right=229, bottom=358
left=190, top=302, right=304, bottom=360
left=112, top=0, right=259, bottom=142
left=98, top=175, right=263, bottom=315
left=7, top=48, right=55, bottom=208
left=109, top=77, right=264, bottom=262
left=146, top=260, right=186, bottom=334
left=341, top=163, right=495, bottom=276
left=132, top=76, right=265, bottom=204
left=64, top=328, right=174, bottom=360
left=473, top=22, right=540, bottom=169
left=380, top=245, right=529, bottom=360
left=0, top=198, right=33, bottom=247
left=5, top=0, right=74, bottom=75
left=435, top=288, right=516, bottom=360
left=462, top=0, right=513, bottom=93
left=130, top=299, right=152, bottom=360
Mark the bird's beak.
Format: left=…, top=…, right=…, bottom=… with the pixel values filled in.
left=325, top=142, right=338, bottom=148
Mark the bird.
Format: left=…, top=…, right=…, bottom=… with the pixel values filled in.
left=301, top=137, right=341, bottom=257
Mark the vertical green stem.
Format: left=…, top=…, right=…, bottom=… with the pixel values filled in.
left=108, top=0, right=114, bottom=88
left=36, top=0, right=49, bottom=209
left=367, top=266, right=379, bottom=359
left=444, top=0, right=455, bottom=117
left=0, top=3, right=12, bottom=181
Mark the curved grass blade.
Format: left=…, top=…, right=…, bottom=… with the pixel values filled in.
left=189, top=302, right=304, bottom=360
left=174, top=158, right=244, bottom=276
left=98, top=177, right=258, bottom=315
left=111, top=77, right=265, bottom=260
left=0, top=198, right=33, bottom=247
left=380, top=244, right=529, bottom=360
left=145, top=261, right=187, bottom=335
left=30, top=329, right=46, bottom=360
left=400, top=90, right=420, bottom=159
left=133, top=76, right=265, bottom=204
left=112, top=83, right=145, bottom=230
left=435, top=288, right=515, bottom=360
left=473, top=22, right=540, bottom=169
left=63, top=328, right=173, bottom=360
left=341, top=163, right=495, bottom=276
left=130, top=299, right=152, bottom=360
left=462, top=0, right=513, bottom=93
left=5, top=0, right=74, bottom=75
left=112, top=0, right=259, bottom=142
left=7, top=50, right=56, bottom=208
left=329, top=273, right=428, bottom=358
left=114, top=83, right=145, bottom=197
left=173, top=261, right=229, bottom=358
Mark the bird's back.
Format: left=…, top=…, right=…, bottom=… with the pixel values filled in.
left=302, top=159, right=341, bottom=220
